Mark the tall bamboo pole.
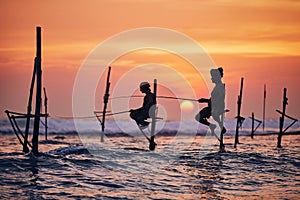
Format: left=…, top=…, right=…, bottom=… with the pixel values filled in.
left=149, top=79, right=157, bottom=151
left=251, top=112, right=254, bottom=139
left=277, top=88, right=287, bottom=148
left=262, top=84, right=266, bottom=131
left=32, top=26, right=42, bottom=155
left=234, top=77, right=244, bottom=148
left=219, top=114, right=225, bottom=151
left=219, top=83, right=226, bottom=151
left=101, top=66, right=111, bottom=142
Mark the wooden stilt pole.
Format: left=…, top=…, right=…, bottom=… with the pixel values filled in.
left=219, top=113, right=225, bottom=151
left=251, top=112, right=254, bottom=139
left=248, top=113, right=262, bottom=139
left=219, top=84, right=226, bottom=151
left=43, top=87, right=48, bottom=140
left=101, top=66, right=111, bottom=142
left=32, top=26, right=42, bottom=156
left=5, top=27, right=47, bottom=154
left=277, top=88, right=287, bottom=148
left=262, top=84, right=266, bottom=132
left=149, top=79, right=157, bottom=151
left=234, top=77, right=244, bottom=148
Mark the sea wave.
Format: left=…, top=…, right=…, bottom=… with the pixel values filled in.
left=1, top=134, right=300, bottom=199
left=0, top=118, right=299, bottom=137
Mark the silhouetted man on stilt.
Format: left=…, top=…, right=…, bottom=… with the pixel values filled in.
left=130, top=82, right=155, bottom=129
left=195, top=67, right=227, bottom=135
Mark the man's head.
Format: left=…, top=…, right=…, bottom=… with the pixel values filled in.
left=139, top=82, right=151, bottom=93
left=210, top=67, right=224, bottom=83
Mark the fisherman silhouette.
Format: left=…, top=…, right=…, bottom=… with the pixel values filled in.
left=130, top=82, right=155, bottom=129
left=195, top=67, right=227, bottom=135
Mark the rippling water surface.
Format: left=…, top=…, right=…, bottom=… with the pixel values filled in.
left=1, top=133, right=300, bottom=199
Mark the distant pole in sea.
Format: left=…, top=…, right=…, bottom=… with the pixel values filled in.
left=32, top=26, right=42, bottom=156
left=101, top=66, right=111, bottom=142
left=234, top=77, right=244, bottom=148
left=249, top=112, right=262, bottom=139
left=277, top=88, right=287, bottom=148
left=251, top=112, right=255, bottom=139
left=262, top=84, right=266, bottom=132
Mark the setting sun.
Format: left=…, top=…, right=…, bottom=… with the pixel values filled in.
left=180, top=100, right=194, bottom=112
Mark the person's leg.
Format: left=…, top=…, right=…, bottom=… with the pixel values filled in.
left=195, top=107, right=211, bottom=126
left=195, top=107, right=217, bottom=133
left=212, top=113, right=226, bottom=134
left=130, top=110, right=140, bottom=124
left=130, top=110, right=149, bottom=126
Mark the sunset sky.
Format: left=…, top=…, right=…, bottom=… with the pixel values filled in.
left=0, top=0, right=300, bottom=121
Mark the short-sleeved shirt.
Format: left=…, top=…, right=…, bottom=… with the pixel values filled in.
left=142, top=92, right=155, bottom=117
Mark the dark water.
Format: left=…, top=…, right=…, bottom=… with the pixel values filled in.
left=0, top=133, right=300, bottom=199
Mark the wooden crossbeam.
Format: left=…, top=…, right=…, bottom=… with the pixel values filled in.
left=276, top=109, right=298, bottom=134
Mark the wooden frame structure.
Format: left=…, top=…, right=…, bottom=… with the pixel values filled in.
left=276, top=88, right=298, bottom=148
left=5, top=27, right=48, bottom=155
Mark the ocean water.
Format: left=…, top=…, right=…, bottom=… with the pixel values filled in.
left=0, top=119, right=300, bottom=199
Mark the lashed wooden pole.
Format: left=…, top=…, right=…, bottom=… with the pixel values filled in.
left=219, top=83, right=226, bottom=151
left=149, top=79, right=157, bottom=151
left=101, top=66, right=111, bottom=142
left=234, top=77, right=244, bottom=148
left=219, top=114, right=225, bottom=151
left=251, top=112, right=254, bottom=139
left=262, top=84, right=266, bottom=132
left=277, top=88, right=287, bottom=148
left=249, top=113, right=262, bottom=139
left=32, top=26, right=42, bottom=155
